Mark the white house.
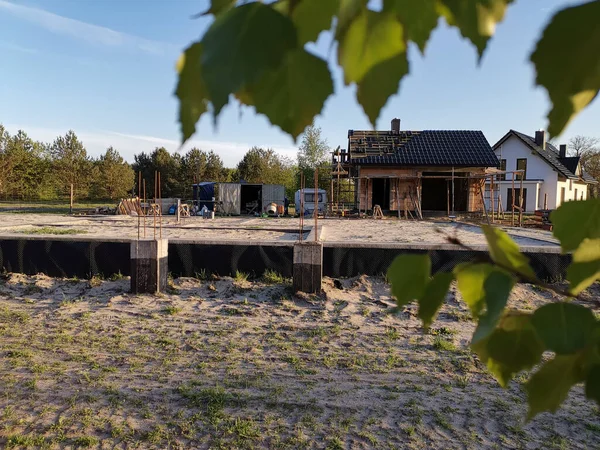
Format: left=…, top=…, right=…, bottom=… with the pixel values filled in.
left=487, top=130, right=597, bottom=212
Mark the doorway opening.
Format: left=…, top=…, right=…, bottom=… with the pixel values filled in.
left=240, top=184, right=262, bottom=215
left=371, top=178, right=390, bottom=210
left=421, top=173, right=469, bottom=212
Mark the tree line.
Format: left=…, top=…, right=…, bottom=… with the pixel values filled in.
left=0, top=123, right=332, bottom=203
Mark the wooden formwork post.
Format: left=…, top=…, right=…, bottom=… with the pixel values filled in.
left=519, top=174, right=524, bottom=227
left=69, top=183, right=74, bottom=215
left=511, top=172, right=515, bottom=227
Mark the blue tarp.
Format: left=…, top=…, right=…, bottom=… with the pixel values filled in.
left=192, top=182, right=215, bottom=211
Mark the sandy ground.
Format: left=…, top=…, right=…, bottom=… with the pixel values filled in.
left=0, top=273, right=598, bottom=449
left=0, top=214, right=559, bottom=247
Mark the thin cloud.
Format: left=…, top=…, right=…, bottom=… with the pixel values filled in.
left=2, top=125, right=298, bottom=167
left=0, top=40, right=38, bottom=54
left=0, top=0, right=178, bottom=56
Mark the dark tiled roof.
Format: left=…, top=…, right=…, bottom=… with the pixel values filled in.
left=349, top=130, right=498, bottom=167
left=582, top=171, right=598, bottom=184
left=496, top=130, right=582, bottom=180
left=559, top=156, right=580, bottom=174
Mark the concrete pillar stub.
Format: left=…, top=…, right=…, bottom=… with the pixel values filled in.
left=293, top=241, right=323, bottom=294
left=130, top=239, right=168, bottom=294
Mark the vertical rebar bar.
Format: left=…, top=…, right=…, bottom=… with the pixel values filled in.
left=137, top=172, right=141, bottom=241
left=143, top=179, right=147, bottom=239
left=153, top=171, right=157, bottom=240
left=314, top=167, right=318, bottom=242
left=158, top=172, right=162, bottom=239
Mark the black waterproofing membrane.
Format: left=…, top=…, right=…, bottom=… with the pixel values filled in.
left=0, top=239, right=570, bottom=282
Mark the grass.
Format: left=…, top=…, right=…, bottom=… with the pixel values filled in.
left=262, top=269, right=284, bottom=284
left=234, top=271, right=249, bottom=283
left=0, top=201, right=110, bottom=215
left=433, top=336, right=457, bottom=352
left=0, top=273, right=598, bottom=449
left=18, top=226, right=87, bottom=235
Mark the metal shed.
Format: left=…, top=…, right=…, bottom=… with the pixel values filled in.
left=218, top=183, right=241, bottom=215
left=261, top=184, right=285, bottom=213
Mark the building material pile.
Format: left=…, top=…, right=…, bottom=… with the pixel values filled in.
left=117, top=198, right=143, bottom=216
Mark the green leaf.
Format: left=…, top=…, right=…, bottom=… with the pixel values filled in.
left=585, top=365, right=600, bottom=405
left=436, top=0, right=514, bottom=59
left=201, top=0, right=236, bottom=16
left=418, top=272, right=454, bottom=329
left=291, top=0, right=340, bottom=45
left=336, top=0, right=368, bottom=38
left=482, top=225, right=536, bottom=279
left=383, top=0, right=439, bottom=53
left=387, top=254, right=431, bottom=307
left=338, top=9, right=406, bottom=85
left=453, top=262, right=494, bottom=317
left=526, top=354, right=584, bottom=420
left=356, top=53, right=409, bottom=127
left=237, top=49, right=334, bottom=140
left=201, top=3, right=297, bottom=118
left=530, top=1, right=600, bottom=137
left=472, top=270, right=514, bottom=344
left=472, top=313, right=544, bottom=387
left=567, top=238, right=600, bottom=295
left=175, top=43, right=209, bottom=144
left=531, top=303, right=596, bottom=354
left=551, top=199, right=600, bottom=253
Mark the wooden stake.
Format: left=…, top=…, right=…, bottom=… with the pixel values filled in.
left=490, top=177, right=495, bottom=223
left=69, top=183, right=74, bottom=215
left=511, top=172, right=515, bottom=227
left=480, top=182, right=490, bottom=225
left=519, top=174, right=524, bottom=227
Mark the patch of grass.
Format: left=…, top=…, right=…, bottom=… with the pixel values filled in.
left=0, top=307, right=30, bottom=323
left=586, top=422, right=600, bottom=433
left=109, top=271, right=125, bottom=281
left=6, top=349, right=33, bottom=358
left=163, top=305, right=182, bottom=315
left=72, top=436, right=99, bottom=447
left=6, top=434, right=46, bottom=448
left=433, top=410, right=453, bottom=430
left=385, top=326, right=400, bottom=340
left=433, top=336, right=457, bottom=352
left=18, top=226, right=87, bottom=235
left=262, top=269, right=284, bottom=284
left=326, top=436, right=344, bottom=450
left=234, top=271, right=249, bottom=283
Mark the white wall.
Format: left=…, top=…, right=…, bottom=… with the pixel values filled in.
left=487, top=181, right=540, bottom=213
left=556, top=179, right=589, bottom=206
left=494, top=135, right=559, bottom=210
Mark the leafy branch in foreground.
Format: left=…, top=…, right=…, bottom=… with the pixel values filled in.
left=176, top=0, right=600, bottom=142
left=387, top=198, right=600, bottom=420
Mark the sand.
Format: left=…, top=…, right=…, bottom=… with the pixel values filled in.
left=0, top=272, right=598, bottom=449
left=0, top=213, right=559, bottom=247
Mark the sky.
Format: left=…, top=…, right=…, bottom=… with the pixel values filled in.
left=0, top=0, right=598, bottom=167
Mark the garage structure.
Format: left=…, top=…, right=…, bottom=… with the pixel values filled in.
left=216, top=183, right=285, bottom=216
left=333, top=119, right=499, bottom=217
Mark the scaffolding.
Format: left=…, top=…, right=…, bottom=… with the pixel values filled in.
left=327, top=148, right=528, bottom=227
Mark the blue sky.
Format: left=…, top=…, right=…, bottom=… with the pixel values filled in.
left=0, top=0, right=598, bottom=166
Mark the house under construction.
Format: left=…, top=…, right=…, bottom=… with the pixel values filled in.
left=330, top=119, right=500, bottom=217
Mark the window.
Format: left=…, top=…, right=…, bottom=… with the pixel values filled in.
left=574, top=189, right=578, bottom=201
left=561, top=187, right=566, bottom=204
left=569, top=180, right=573, bottom=190
left=498, top=159, right=506, bottom=181
left=304, top=193, right=322, bottom=203
left=516, top=158, right=527, bottom=180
